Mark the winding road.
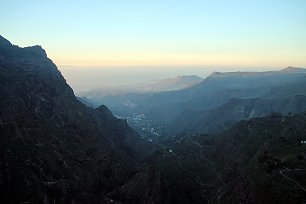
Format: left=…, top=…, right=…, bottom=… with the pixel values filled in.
left=279, top=169, right=306, bottom=193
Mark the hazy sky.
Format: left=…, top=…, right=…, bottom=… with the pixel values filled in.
left=1, top=0, right=306, bottom=68
left=60, top=65, right=280, bottom=92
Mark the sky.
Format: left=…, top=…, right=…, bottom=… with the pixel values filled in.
left=1, top=0, right=306, bottom=67
left=1, top=0, right=306, bottom=91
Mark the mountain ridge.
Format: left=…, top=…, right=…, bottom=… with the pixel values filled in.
left=133, top=66, right=306, bottom=129
left=209, top=66, right=306, bottom=77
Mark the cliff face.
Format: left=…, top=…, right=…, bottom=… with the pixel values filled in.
left=0, top=36, right=151, bottom=203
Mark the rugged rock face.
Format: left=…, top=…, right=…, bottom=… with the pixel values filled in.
left=0, top=35, right=151, bottom=203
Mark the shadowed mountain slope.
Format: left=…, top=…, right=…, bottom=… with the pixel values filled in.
left=120, top=113, right=306, bottom=203
left=0, top=35, right=152, bottom=203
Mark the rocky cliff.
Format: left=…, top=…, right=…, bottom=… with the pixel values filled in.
left=0, top=35, right=151, bottom=204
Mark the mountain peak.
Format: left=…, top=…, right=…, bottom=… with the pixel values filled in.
left=0, top=36, right=48, bottom=58
left=175, top=75, right=203, bottom=81
left=281, top=66, right=306, bottom=73
left=24, top=45, right=47, bottom=57
left=0, top=35, right=12, bottom=46
left=208, top=71, right=254, bottom=78
left=210, top=71, right=221, bottom=76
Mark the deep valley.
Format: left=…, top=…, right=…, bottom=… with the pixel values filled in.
left=1, top=35, right=306, bottom=204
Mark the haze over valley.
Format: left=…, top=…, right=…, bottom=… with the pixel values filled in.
left=1, top=0, right=306, bottom=203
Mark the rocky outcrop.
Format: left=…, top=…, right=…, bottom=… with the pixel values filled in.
left=0, top=35, right=12, bottom=46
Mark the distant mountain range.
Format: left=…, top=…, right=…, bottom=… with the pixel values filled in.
left=81, top=75, right=203, bottom=97
left=79, top=64, right=306, bottom=134
left=80, top=66, right=306, bottom=135
left=127, top=67, right=306, bottom=134
left=78, top=75, right=203, bottom=112
left=148, top=75, right=203, bottom=92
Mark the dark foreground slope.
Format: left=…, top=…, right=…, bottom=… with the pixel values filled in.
left=117, top=113, right=306, bottom=204
left=0, top=36, right=152, bottom=203
left=211, top=113, right=306, bottom=204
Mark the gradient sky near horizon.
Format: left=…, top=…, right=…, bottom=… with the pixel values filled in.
left=1, top=0, right=306, bottom=68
